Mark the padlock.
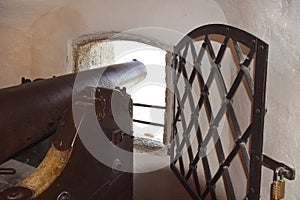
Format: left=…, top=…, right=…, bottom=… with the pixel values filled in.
left=272, top=180, right=285, bottom=199
left=272, top=169, right=286, bottom=200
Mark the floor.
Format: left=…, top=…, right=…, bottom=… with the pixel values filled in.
left=1, top=144, right=191, bottom=200
left=134, top=166, right=190, bottom=200
left=1, top=160, right=190, bottom=200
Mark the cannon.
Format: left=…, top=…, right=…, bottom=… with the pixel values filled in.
left=0, top=60, right=147, bottom=200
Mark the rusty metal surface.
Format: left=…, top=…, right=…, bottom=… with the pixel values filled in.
left=0, top=86, right=134, bottom=200
left=38, top=87, right=132, bottom=199
left=0, top=61, right=146, bottom=165
left=0, top=186, right=33, bottom=200
left=34, top=138, right=133, bottom=200
left=17, top=146, right=72, bottom=199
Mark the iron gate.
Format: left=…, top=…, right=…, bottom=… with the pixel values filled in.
left=169, top=24, right=295, bottom=199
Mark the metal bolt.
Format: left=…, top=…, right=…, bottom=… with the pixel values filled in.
left=255, top=108, right=261, bottom=115
left=57, top=191, right=71, bottom=200
left=260, top=45, right=265, bottom=51
left=256, top=155, right=261, bottom=161
left=112, top=159, right=122, bottom=173
left=3, top=187, right=33, bottom=200
left=7, top=192, right=23, bottom=200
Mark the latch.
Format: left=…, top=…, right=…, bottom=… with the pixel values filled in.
left=262, top=154, right=295, bottom=200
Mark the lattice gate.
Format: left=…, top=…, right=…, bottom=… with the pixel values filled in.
left=169, top=24, right=295, bottom=200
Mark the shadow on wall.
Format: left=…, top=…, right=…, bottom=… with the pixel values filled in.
left=0, top=25, right=31, bottom=87
left=30, top=7, right=87, bottom=78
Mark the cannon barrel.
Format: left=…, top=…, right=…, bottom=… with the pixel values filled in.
left=0, top=60, right=146, bottom=164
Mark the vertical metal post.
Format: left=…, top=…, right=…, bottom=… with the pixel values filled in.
left=247, top=39, right=269, bottom=199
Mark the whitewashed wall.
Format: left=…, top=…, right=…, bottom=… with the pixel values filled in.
left=216, top=0, right=300, bottom=199
left=0, top=0, right=226, bottom=87
left=0, top=0, right=67, bottom=87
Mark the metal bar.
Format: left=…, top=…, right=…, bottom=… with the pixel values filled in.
left=187, top=76, right=218, bottom=199
left=174, top=127, right=186, bottom=176
left=209, top=36, right=230, bottom=96
left=215, top=37, right=230, bottom=65
left=189, top=41, right=197, bottom=62
left=226, top=70, right=244, bottom=99
left=205, top=35, right=216, bottom=60
left=201, top=101, right=226, bottom=151
left=201, top=124, right=252, bottom=199
left=173, top=49, right=204, bottom=196
left=170, top=163, right=201, bottom=200
left=183, top=77, right=202, bottom=196
left=178, top=38, right=235, bottom=197
left=181, top=63, right=202, bottom=195
left=132, top=119, right=164, bottom=127
left=232, top=40, right=244, bottom=62
left=195, top=42, right=207, bottom=73
left=214, top=131, right=236, bottom=200
left=227, top=45, right=255, bottom=99
left=204, top=100, right=236, bottom=199
left=195, top=57, right=218, bottom=200
left=132, top=103, right=166, bottom=109
left=227, top=103, right=250, bottom=176
left=175, top=24, right=259, bottom=52
left=247, top=39, right=268, bottom=200
left=262, top=154, right=295, bottom=181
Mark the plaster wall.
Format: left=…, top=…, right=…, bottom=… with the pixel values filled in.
left=0, top=24, right=31, bottom=87
left=0, top=0, right=226, bottom=87
left=216, top=0, right=300, bottom=199
left=0, top=0, right=67, bottom=87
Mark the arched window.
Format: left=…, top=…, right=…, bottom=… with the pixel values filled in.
left=72, top=33, right=170, bottom=149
